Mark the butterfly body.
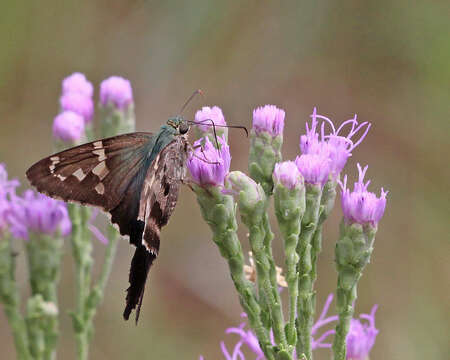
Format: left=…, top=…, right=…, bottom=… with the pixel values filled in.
left=26, top=117, right=190, bottom=321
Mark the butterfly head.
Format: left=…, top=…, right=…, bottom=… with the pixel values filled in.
left=167, top=116, right=189, bottom=135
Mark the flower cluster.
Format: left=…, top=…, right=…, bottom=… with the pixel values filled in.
left=7, top=190, right=71, bottom=240
left=53, top=72, right=94, bottom=142
left=295, top=107, right=371, bottom=186
left=0, top=164, right=71, bottom=239
left=189, top=104, right=386, bottom=360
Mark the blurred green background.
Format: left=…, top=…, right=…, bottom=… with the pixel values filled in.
left=1, top=1, right=449, bottom=359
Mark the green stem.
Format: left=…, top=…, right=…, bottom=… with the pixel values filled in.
left=194, top=186, right=275, bottom=360
left=310, top=178, right=337, bottom=288
left=262, top=212, right=288, bottom=350
left=69, top=204, right=93, bottom=360
left=84, top=225, right=119, bottom=331
left=273, top=184, right=305, bottom=349
left=332, top=222, right=376, bottom=360
left=296, top=184, right=322, bottom=360
left=0, top=237, right=31, bottom=360
left=25, top=234, right=63, bottom=360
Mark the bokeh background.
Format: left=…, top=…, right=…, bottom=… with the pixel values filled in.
left=1, top=1, right=449, bottom=359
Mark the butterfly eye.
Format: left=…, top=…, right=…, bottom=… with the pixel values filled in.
left=179, top=123, right=189, bottom=134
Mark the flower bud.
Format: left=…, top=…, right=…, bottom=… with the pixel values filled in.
left=99, top=76, right=133, bottom=110
left=62, top=72, right=93, bottom=97
left=52, top=111, right=85, bottom=143
left=273, top=161, right=303, bottom=190
left=60, top=92, right=94, bottom=123
left=252, top=105, right=285, bottom=137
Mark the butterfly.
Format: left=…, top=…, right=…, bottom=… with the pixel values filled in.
left=26, top=116, right=191, bottom=322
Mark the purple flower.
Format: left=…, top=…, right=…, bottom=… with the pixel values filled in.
left=295, top=153, right=332, bottom=187
left=195, top=106, right=226, bottom=132
left=339, top=164, right=388, bottom=225
left=52, top=111, right=85, bottom=142
left=252, top=105, right=285, bottom=137
left=273, top=161, right=303, bottom=190
left=7, top=190, right=71, bottom=240
left=100, top=76, right=133, bottom=110
left=346, top=305, right=378, bottom=359
left=62, top=72, right=94, bottom=97
left=60, top=92, right=94, bottom=123
left=187, top=136, right=231, bottom=187
left=0, top=164, right=19, bottom=233
left=300, top=108, right=371, bottom=176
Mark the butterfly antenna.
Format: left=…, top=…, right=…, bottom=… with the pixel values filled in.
left=188, top=119, right=249, bottom=137
left=187, top=118, right=220, bottom=148
left=179, top=89, right=204, bottom=115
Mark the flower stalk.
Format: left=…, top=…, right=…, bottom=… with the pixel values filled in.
left=296, top=184, right=322, bottom=360
left=273, top=163, right=305, bottom=348
left=226, top=172, right=289, bottom=356
left=193, top=185, right=275, bottom=360
left=25, top=233, right=63, bottom=360
left=0, top=236, right=31, bottom=360
left=332, top=222, right=376, bottom=360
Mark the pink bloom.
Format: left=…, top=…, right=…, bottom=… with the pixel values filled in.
left=195, top=106, right=226, bottom=132
left=295, top=153, right=332, bottom=187
left=300, top=108, right=371, bottom=177
left=0, top=164, right=19, bottom=233
left=187, top=136, right=231, bottom=187
left=62, top=72, right=93, bottom=97
left=273, top=161, right=303, bottom=190
left=60, top=92, right=94, bottom=123
left=339, top=164, right=388, bottom=225
left=346, top=305, right=378, bottom=359
left=100, top=76, right=133, bottom=110
left=252, top=105, right=285, bottom=137
left=52, top=111, right=85, bottom=142
left=7, top=190, right=71, bottom=240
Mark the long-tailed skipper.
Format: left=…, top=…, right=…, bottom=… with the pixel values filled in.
left=27, top=116, right=191, bottom=322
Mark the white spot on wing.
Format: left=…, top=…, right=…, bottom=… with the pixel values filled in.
left=95, top=183, right=105, bottom=195
left=93, top=141, right=103, bottom=149
left=92, top=161, right=108, bottom=180
left=73, top=168, right=87, bottom=181
left=93, top=149, right=106, bottom=162
left=56, top=174, right=66, bottom=181
left=49, top=156, right=60, bottom=174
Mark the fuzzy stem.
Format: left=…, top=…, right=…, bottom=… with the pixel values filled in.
left=332, top=221, right=376, bottom=360
left=193, top=186, right=275, bottom=360
left=84, top=225, right=119, bottom=334
left=310, top=178, right=337, bottom=288
left=237, top=187, right=288, bottom=353
left=0, top=237, right=31, bottom=360
left=25, top=234, right=63, bottom=360
left=69, top=204, right=93, bottom=360
left=296, top=184, right=322, bottom=360
left=273, top=183, right=305, bottom=349
left=262, top=213, right=287, bottom=346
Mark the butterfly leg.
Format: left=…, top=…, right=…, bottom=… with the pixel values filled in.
left=188, top=143, right=220, bottom=165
